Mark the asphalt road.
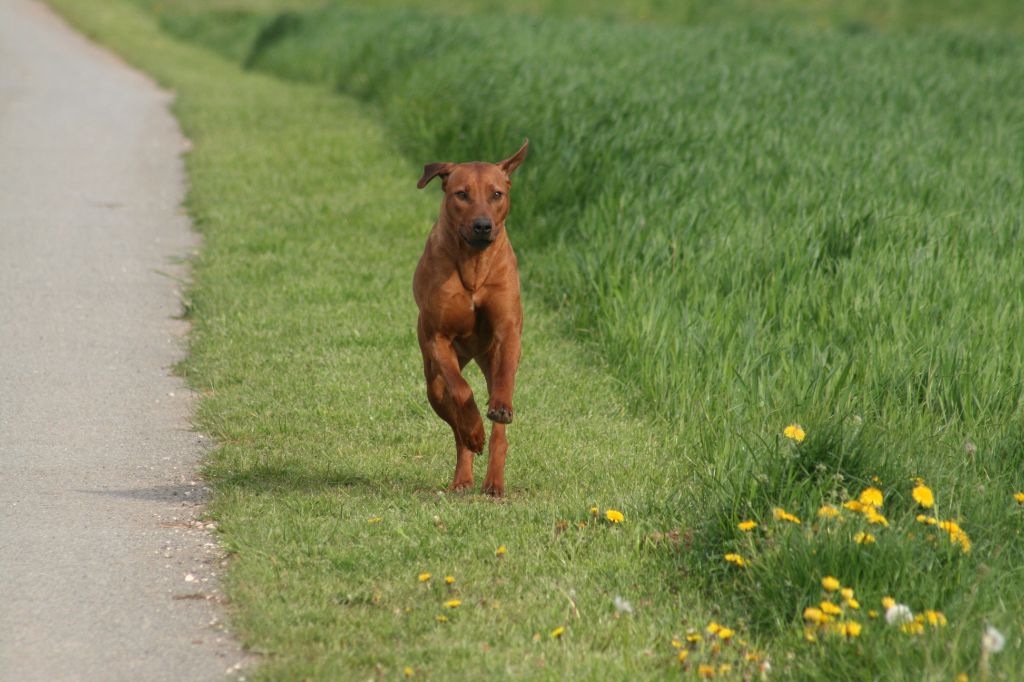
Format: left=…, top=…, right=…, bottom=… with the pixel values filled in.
left=0, top=1, right=247, bottom=679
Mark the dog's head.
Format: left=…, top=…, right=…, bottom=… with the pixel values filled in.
left=417, top=139, right=529, bottom=251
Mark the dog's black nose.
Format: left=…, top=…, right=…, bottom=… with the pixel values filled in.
left=472, top=218, right=492, bottom=235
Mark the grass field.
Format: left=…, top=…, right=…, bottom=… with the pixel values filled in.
left=50, top=0, right=1024, bottom=679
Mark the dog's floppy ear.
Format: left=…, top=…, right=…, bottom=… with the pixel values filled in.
left=498, top=138, right=529, bottom=177
left=417, top=162, right=453, bottom=189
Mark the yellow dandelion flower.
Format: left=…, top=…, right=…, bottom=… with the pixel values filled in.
left=783, top=424, right=806, bottom=443
left=865, top=510, right=889, bottom=526
left=838, top=621, right=862, bottom=638
left=937, top=520, right=972, bottom=553
left=677, top=650, right=688, bottom=663
left=717, top=627, right=735, bottom=640
left=495, top=545, right=507, bottom=557
left=871, top=475, right=882, bottom=483
left=435, top=614, right=448, bottom=623
left=821, top=576, right=841, bottom=592
left=404, top=666, right=414, bottom=677
left=706, top=621, right=722, bottom=635
left=418, top=572, right=432, bottom=582
left=867, top=609, right=879, bottom=619
left=590, top=506, right=599, bottom=515
left=859, top=487, right=884, bottom=508
left=881, top=596, right=895, bottom=610
left=853, top=531, right=876, bottom=544
left=719, top=663, right=732, bottom=674
left=846, top=598, right=860, bottom=610
left=738, top=520, right=758, bottom=531
left=840, top=588, right=854, bottom=600
left=550, top=626, right=565, bottom=639
left=1014, top=492, right=1024, bottom=504
left=773, top=507, right=801, bottom=524
left=803, top=627, right=818, bottom=642
left=956, top=674, right=969, bottom=682
left=444, top=599, right=461, bottom=608
left=803, top=607, right=826, bottom=624
left=724, top=553, right=746, bottom=567
left=843, top=500, right=866, bottom=513
left=820, top=601, right=842, bottom=616
left=605, top=509, right=624, bottom=524
left=445, top=575, right=455, bottom=585
left=698, top=663, right=715, bottom=678
left=902, top=620, right=925, bottom=635
left=924, top=610, right=947, bottom=627
left=671, top=637, right=683, bottom=649
left=818, top=505, right=840, bottom=518
left=686, top=632, right=702, bottom=643
left=912, top=484, right=935, bottom=509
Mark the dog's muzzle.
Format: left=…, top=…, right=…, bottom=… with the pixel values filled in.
left=463, top=219, right=494, bottom=250
left=461, top=232, right=494, bottom=250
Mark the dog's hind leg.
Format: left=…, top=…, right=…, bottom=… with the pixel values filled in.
left=481, top=422, right=507, bottom=497
left=476, top=352, right=510, bottom=497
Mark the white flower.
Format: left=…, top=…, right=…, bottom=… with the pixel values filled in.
left=613, top=596, right=633, bottom=615
left=982, top=625, right=1006, bottom=653
left=885, top=604, right=914, bottom=625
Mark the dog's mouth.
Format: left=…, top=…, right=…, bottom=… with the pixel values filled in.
left=460, top=232, right=493, bottom=251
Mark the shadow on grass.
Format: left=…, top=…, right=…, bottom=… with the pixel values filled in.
left=79, top=464, right=378, bottom=501
left=213, top=462, right=379, bottom=495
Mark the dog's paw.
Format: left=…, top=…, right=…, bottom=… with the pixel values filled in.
left=486, top=401, right=513, bottom=424
left=449, top=478, right=474, bottom=492
left=481, top=479, right=505, bottom=498
left=461, top=419, right=486, bottom=453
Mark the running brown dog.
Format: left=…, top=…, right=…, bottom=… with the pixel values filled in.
left=413, top=140, right=529, bottom=497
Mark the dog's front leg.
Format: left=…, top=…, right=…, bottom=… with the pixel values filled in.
left=429, top=336, right=486, bottom=453
left=484, top=322, right=521, bottom=425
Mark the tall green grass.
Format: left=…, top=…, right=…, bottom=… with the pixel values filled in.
left=155, top=5, right=1024, bottom=676
left=142, top=0, right=1024, bottom=33
left=70, top=0, right=1024, bottom=677
left=159, top=7, right=1024, bottom=453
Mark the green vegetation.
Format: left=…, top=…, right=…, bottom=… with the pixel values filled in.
left=137, top=0, right=1024, bottom=33
left=51, top=0, right=1024, bottom=679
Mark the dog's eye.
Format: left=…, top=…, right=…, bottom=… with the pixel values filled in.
left=492, top=191, right=503, bottom=200
left=454, top=190, right=469, bottom=200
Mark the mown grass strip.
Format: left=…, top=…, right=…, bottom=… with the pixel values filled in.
left=47, top=1, right=724, bottom=679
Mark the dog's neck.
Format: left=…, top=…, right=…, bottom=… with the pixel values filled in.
left=434, top=218, right=509, bottom=293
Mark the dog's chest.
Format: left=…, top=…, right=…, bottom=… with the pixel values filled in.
left=440, top=284, right=495, bottom=344
left=440, top=290, right=479, bottom=333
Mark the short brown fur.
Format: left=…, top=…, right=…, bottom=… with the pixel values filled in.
left=413, top=140, right=529, bottom=496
